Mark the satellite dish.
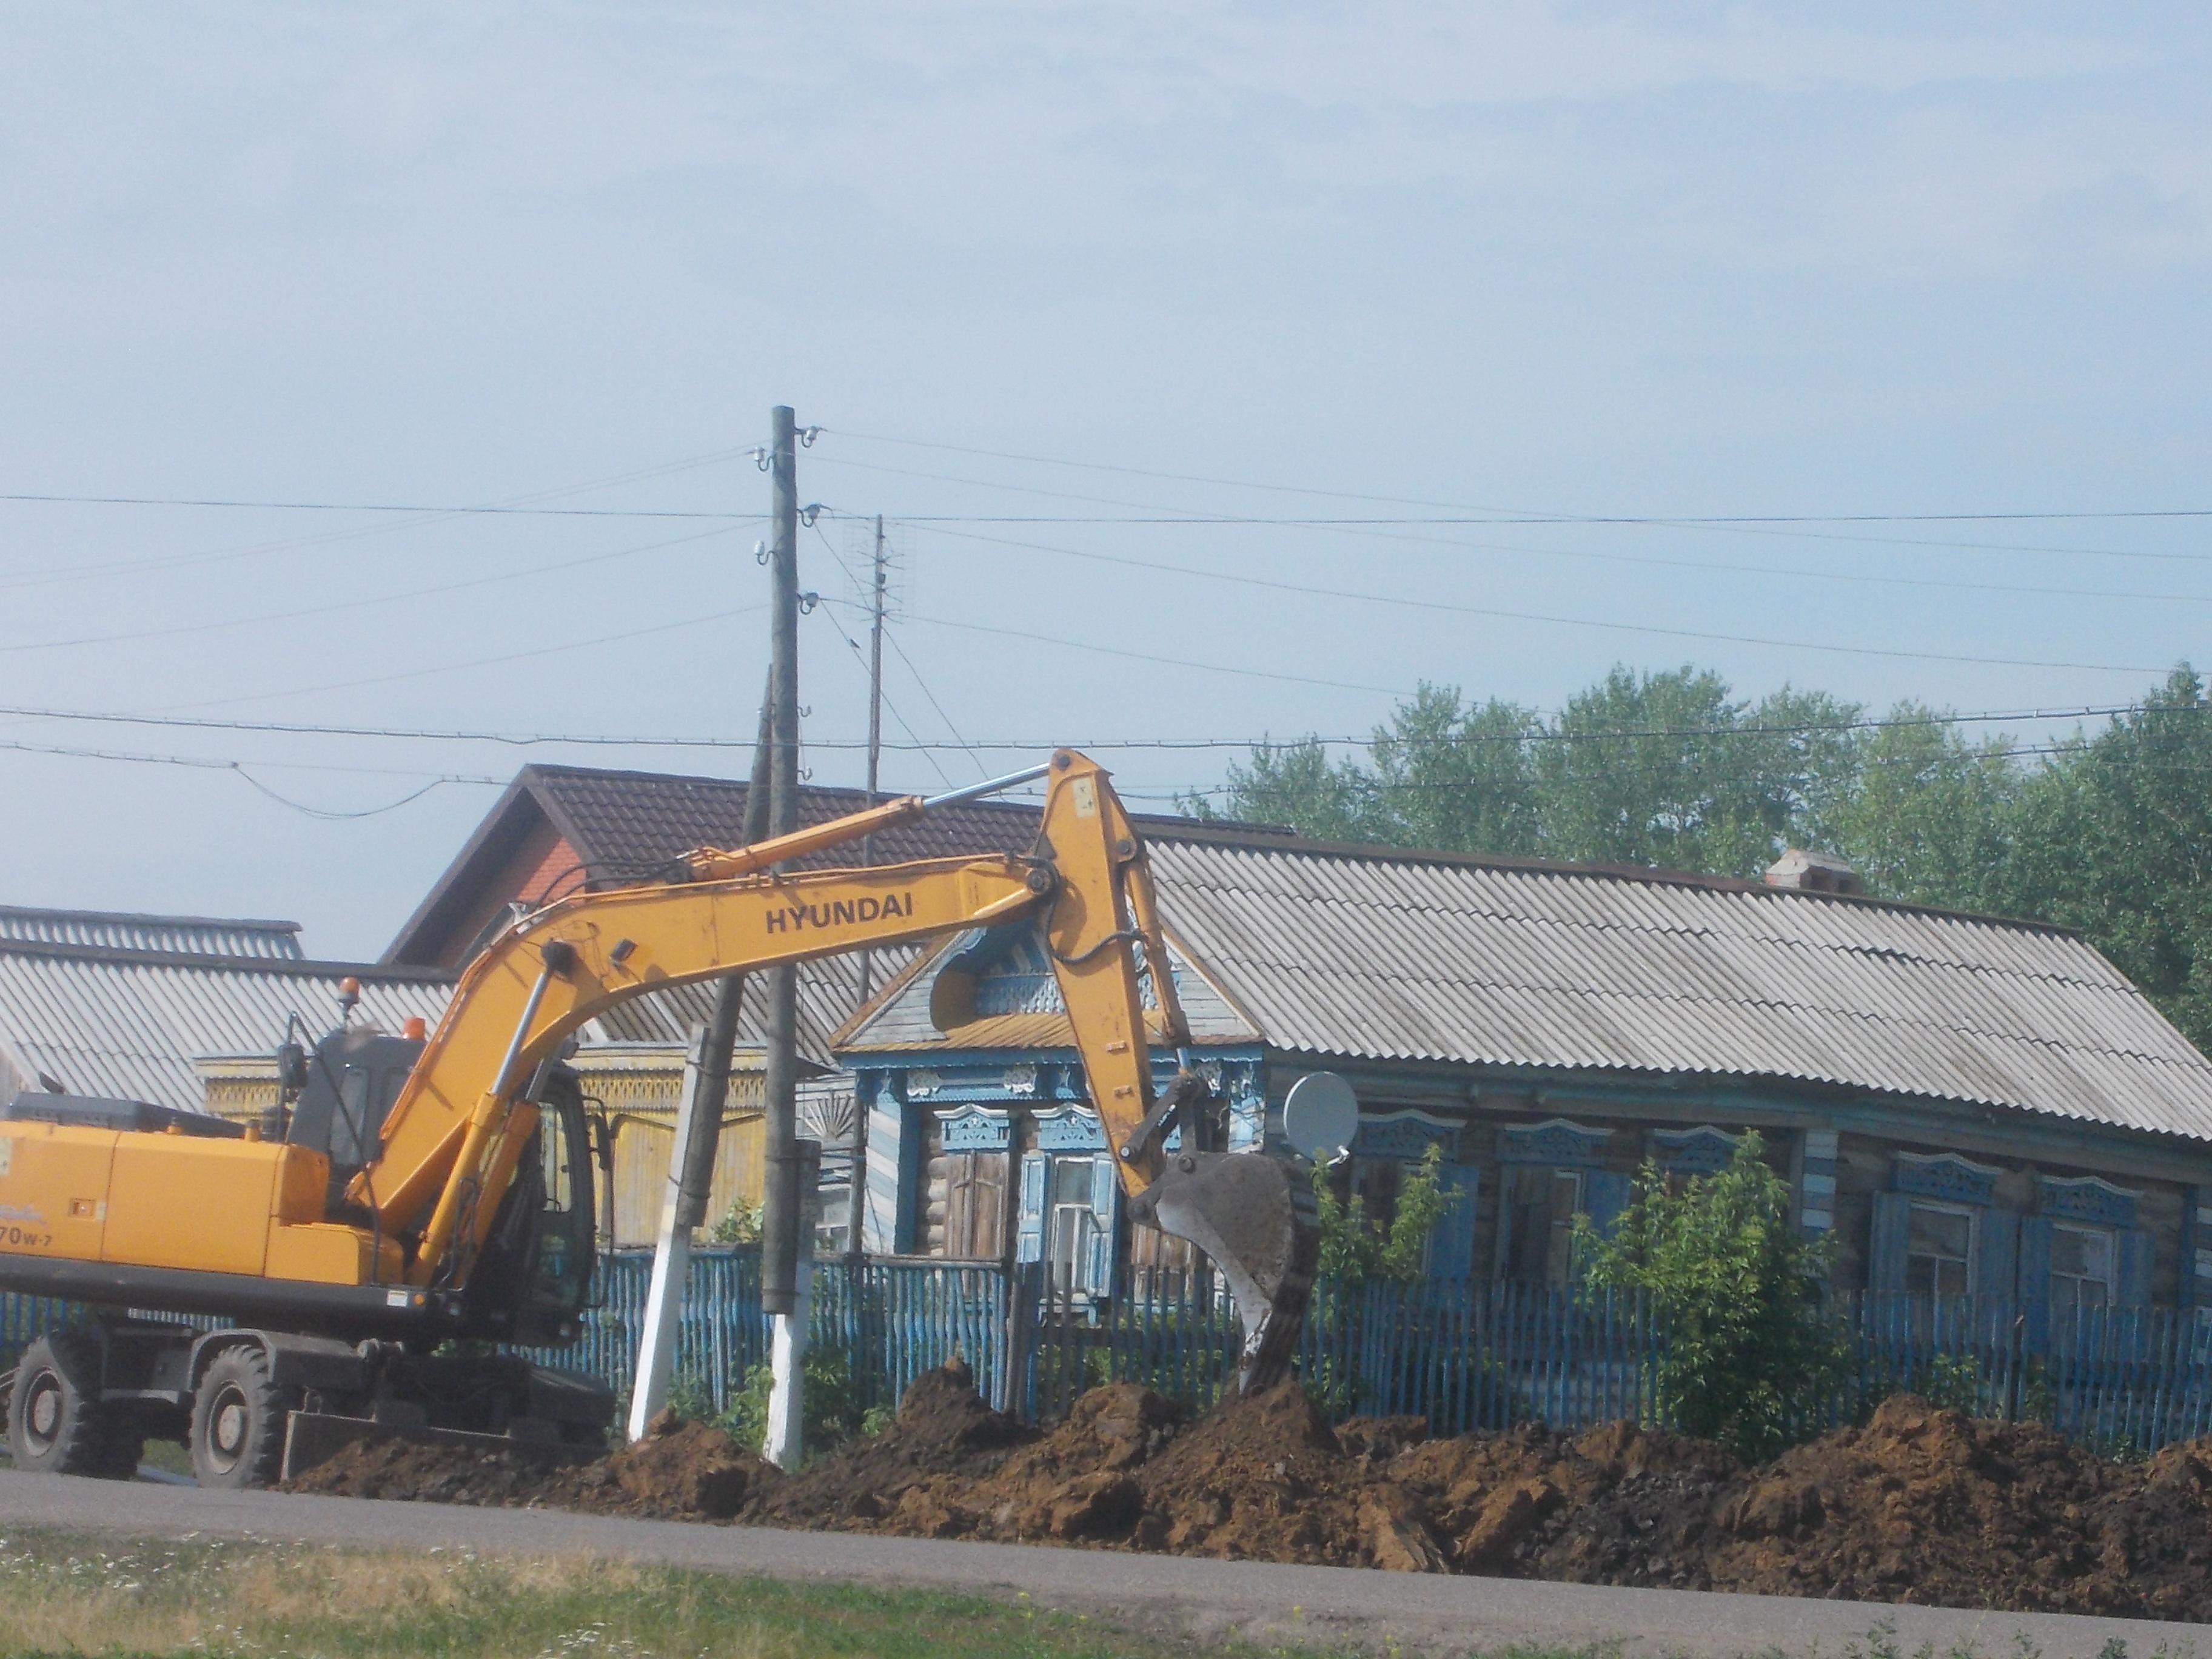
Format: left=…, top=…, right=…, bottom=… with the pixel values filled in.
left=1282, top=1072, right=1358, bottom=1163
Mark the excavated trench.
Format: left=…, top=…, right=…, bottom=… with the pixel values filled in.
left=288, top=1361, right=2212, bottom=1621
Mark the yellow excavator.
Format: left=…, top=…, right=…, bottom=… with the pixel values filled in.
left=0, top=752, right=1318, bottom=1487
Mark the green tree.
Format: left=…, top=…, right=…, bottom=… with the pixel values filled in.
left=1828, top=703, right=2017, bottom=912
left=1533, top=668, right=1860, bottom=875
left=1997, top=668, right=2212, bottom=1051
left=1574, top=1133, right=1842, bottom=1461
left=1367, top=683, right=1543, bottom=855
left=1310, top=1143, right=1457, bottom=1282
left=1184, top=736, right=1387, bottom=843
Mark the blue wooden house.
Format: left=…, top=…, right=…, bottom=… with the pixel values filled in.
left=833, top=823, right=2212, bottom=1331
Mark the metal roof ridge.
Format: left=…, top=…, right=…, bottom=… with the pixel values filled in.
left=0, top=937, right=458, bottom=981
left=0, top=905, right=302, bottom=932
left=1161, top=873, right=2107, bottom=984
left=1195, top=950, right=2210, bottom=1071
left=1147, top=830, right=2085, bottom=937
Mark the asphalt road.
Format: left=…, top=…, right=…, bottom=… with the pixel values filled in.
left=0, top=1468, right=2200, bottom=1658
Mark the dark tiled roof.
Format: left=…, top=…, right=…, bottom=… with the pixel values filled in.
left=525, top=765, right=1047, bottom=883
left=385, top=762, right=1210, bottom=1064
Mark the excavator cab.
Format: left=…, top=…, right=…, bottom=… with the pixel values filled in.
left=283, top=1027, right=424, bottom=1215
left=283, top=1024, right=597, bottom=1346
left=458, top=1066, right=597, bottom=1346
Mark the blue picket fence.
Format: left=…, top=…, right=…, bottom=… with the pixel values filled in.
left=1020, top=1272, right=2212, bottom=1455
left=511, top=1247, right=1010, bottom=1418
left=1845, top=1290, right=2212, bottom=1453
left=12, top=1256, right=2212, bottom=1458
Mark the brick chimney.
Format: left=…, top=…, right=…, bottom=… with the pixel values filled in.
left=1764, top=848, right=1863, bottom=896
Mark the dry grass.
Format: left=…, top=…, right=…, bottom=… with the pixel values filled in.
left=0, top=1526, right=1341, bottom=1658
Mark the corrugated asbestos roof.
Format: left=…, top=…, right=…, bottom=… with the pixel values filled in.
left=1134, top=838, right=2212, bottom=1142
left=0, top=941, right=452, bottom=1112
left=0, top=906, right=303, bottom=959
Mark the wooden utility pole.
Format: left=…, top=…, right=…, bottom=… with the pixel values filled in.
left=856, top=515, right=888, bottom=1004
left=762, top=405, right=806, bottom=1467
left=846, top=515, right=889, bottom=1259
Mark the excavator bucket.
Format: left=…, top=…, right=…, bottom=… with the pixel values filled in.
left=1128, top=1150, right=1321, bottom=1394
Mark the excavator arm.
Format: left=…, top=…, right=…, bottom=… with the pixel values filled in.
left=360, top=751, right=1315, bottom=1389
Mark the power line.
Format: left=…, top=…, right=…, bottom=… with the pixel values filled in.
left=823, top=428, right=2212, bottom=529
left=0, top=697, right=2191, bottom=753
left=0, top=525, right=736, bottom=655
left=826, top=602, right=1413, bottom=696
left=0, top=442, right=766, bottom=591
left=890, top=525, right=2172, bottom=675
left=0, top=492, right=746, bottom=520
left=805, top=525, right=959, bottom=792
left=0, top=737, right=502, bottom=816
left=141, top=603, right=769, bottom=716
left=880, top=628, right=988, bottom=781
left=817, top=438, right=2212, bottom=566
left=826, top=508, right=2212, bottom=589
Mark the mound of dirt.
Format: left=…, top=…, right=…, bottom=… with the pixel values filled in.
left=1392, top=1418, right=1738, bottom=1580
left=1697, top=1396, right=2137, bottom=1613
left=547, top=1409, right=777, bottom=1519
left=740, top=1355, right=1033, bottom=1532
left=289, top=1409, right=776, bottom=1521
left=287, top=1436, right=581, bottom=1507
left=284, top=1364, right=2212, bottom=1621
left=2085, top=1440, right=2212, bottom=1621
left=1123, top=1381, right=1378, bottom=1565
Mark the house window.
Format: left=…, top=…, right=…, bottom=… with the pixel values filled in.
left=1016, top=1145, right=1118, bottom=1298
left=2051, top=1223, right=2115, bottom=1315
left=941, top=1151, right=1007, bottom=1259
left=1352, top=1156, right=1404, bottom=1229
left=1501, top=1166, right=1583, bottom=1285
left=1905, top=1202, right=1974, bottom=1296
left=1047, top=1155, right=1102, bottom=1290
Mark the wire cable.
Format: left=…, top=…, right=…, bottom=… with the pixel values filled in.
left=0, top=525, right=737, bottom=655
left=0, top=696, right=2195, bottom=752
left=0, top=442, right=766, bottom=591
left=881, top=629, right=988, bottom=780
left=822, top=508, right=2212, bottom=591
left=889, top=525, right=2171, bottom=676
left=822, top=427, right=2212, bottom=529
left=144, top=603, right=769, bottom=714
left=0, top=737, right=501, bottom=814
left=809, top=581, right=957, bottom=792
left=816, top=440, right=2212, bottom=563
left=822, top=600, right=1412, bottom=696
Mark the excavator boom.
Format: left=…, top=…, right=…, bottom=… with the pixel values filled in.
left=0, top=752, right=1317, bottom=1424
left=364, top=749, right=1314, bottom=1382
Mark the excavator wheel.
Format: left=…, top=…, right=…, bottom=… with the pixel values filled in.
left=6, top=1333, right=126, bottom=1478
left=190, top=1346, right=288, bottom=1489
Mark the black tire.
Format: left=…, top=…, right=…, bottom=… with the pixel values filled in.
left=95, top=1413, right=147, bottom=1480
left=6, top=1333, right=115, bottom=1476
left=190, top=1346, right=287, bottom=1489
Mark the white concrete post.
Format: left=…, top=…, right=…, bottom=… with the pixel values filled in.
left=764, top=1137, right=820, bottom=1469
left=626, top=1025, right=714, bottom=1441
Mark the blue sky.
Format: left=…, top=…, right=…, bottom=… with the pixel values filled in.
left=2, top=4, right=2207, bottom=956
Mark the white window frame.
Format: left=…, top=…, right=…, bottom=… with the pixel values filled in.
left=1039, top=1150, right=1114, bottom=1297
left=1905, top=1199, right=1977, bottom=1297
left=2049, top=1221, right=2117, bottom=1315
